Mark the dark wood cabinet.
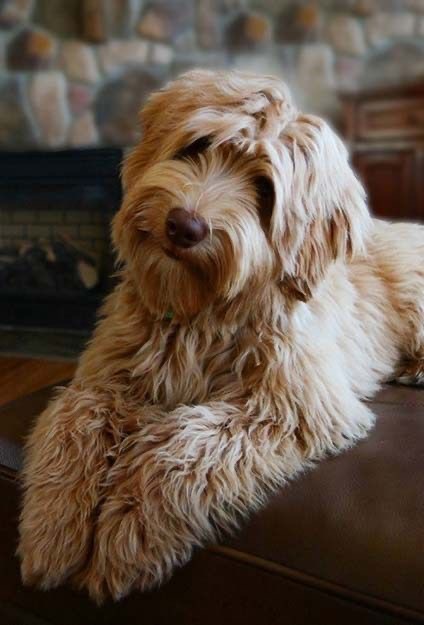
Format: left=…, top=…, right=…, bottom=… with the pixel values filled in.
left=353, top=149, right=416, bottom=219
left=341, top=82, right=424, bottom=221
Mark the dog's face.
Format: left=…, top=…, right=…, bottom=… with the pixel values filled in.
left=114, top=70, right=370, bottom=319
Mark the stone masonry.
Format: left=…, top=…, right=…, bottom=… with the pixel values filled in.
left=0, top=0, right=422, bottom=150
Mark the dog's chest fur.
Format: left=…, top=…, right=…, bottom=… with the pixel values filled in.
left=130, top=319, right=239, bottom=407
left=130, top=314, right=274, bottom=409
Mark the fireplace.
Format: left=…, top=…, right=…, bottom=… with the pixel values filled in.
left=0, top=148, right=123, bottom=332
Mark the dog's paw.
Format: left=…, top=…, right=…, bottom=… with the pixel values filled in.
left=18, top=491, right=94, bottom=590
left=395, top=359, right=424, bottom=387
left=19, top=547, right=74, bottom=591
left=76, top=506, right=145, bottom=603
left=19, top=551, right=51, bottom=589
left=18, top=524, right=88, bottom=590
left=76, top=496, right=178, bottom=603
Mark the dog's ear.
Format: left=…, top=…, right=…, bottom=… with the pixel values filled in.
left=121, top=70, right=221, bottom=192
left=121, top=89, right=179, bottom=192
left=274, top=115, right=371, bottom=302
left=115, top=79, right=195, bottom=256
left=280, top=208, right=359, bottom=303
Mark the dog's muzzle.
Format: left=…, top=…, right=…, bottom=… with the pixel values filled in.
left=166, top=208, right=208, bottom=249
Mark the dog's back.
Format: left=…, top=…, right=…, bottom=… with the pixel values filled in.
left=351, top=218, right=424, bottom=384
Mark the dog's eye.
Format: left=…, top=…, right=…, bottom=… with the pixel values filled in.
left=174, top=136, right=211, bottom=161
left=254, top=176, right=275, bottom=232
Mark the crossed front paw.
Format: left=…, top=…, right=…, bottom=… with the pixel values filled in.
left=18, top=505, right=92, bottom=590
left=18, top=468, right=103, bottom=590
left=75, top=500, right=186, bottom=604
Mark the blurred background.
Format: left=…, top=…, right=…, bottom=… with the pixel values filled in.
left=0, top=5, right=422, bottom=619
left=0, top=0, right=423, bottom=147
left=0, top=0, right=423, bottom=353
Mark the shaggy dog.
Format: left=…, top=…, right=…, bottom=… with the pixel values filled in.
left=18, top=70, right=424, bottom=603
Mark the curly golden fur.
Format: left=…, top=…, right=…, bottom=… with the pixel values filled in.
left=18, top=70, right=424, bottom=603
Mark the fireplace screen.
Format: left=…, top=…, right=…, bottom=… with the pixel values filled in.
left=0, top=149, right=122, bottom=330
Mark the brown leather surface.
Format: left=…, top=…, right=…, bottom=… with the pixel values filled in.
left=0, top=478, right=411, bottom=625
left=0, top=384, right=61, bottom=477
left=225, top=387, right=424, bottom=619
left=0, top=383, right=423, bottom=623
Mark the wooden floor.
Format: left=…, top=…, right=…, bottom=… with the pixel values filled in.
left=0, top=357, right=76, bottom=408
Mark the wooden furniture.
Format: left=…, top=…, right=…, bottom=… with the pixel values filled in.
left=340, top=82, right=424, bottom=221
left=0, top=357, right=76, bottom=408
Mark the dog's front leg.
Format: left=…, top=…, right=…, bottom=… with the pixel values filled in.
left=77, top=399, right=314, bottom=603
left=18, top=383, right=121, bottom=589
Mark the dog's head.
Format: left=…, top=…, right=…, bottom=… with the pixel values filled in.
left=114, top=70, right=370, bottom=319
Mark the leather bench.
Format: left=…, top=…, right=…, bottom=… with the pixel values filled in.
left=1, top=383, right=423, bottom=625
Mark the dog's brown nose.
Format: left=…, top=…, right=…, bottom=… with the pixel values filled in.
left=166, top=208, right=208, bottom=248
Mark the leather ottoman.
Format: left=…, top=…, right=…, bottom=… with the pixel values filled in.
left=0, top=383, right=423, bottom=625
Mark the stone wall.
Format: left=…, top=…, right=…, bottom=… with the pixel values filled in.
left=0, top=0, right=423, bottom=150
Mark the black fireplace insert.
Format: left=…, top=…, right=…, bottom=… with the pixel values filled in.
left=0, top=148, right=123, bottom=331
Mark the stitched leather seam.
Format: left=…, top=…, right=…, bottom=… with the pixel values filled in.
left=209, top=545, right=424, bottom=624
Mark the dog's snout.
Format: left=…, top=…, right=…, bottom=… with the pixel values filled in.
left=166, top=208, right=208, bottom=248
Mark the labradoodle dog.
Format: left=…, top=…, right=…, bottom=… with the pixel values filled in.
left=18, top=70, right=424, bottom=603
